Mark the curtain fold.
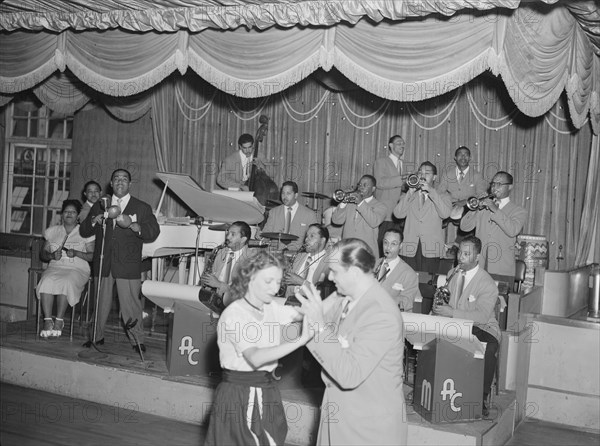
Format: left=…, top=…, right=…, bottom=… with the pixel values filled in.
left=0, top=4, right=598, bottom=132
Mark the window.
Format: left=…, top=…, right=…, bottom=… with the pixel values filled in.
left=2, top=99, right=73, bottom=236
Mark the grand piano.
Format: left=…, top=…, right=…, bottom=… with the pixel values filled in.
left=142, top=172, right=264, bottom=283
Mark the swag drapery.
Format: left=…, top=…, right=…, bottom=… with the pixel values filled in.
left=1, top=3, right=599, bottom=133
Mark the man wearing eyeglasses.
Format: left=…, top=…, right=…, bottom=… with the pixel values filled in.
left=460, top=171, right=527, bottom=278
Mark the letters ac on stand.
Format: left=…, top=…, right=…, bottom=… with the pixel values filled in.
left=403, top=313, right=486, bottom=422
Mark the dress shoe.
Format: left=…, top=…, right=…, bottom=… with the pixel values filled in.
left=133, top=344, right=146, bottom=353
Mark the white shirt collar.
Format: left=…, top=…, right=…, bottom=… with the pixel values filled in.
left=456, top=166, right=470, bottom=177
left=358, top=196, right=374, bottom=206
left=112, top=194, right=131, bottom=208
left=463, top=264, right=479, bottom=288
left=383, top=256, right=400, bottom=271
left=498, top=197, right=510, bottom=209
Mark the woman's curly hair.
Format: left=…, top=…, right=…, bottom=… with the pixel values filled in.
left=228, top=250, right=285, bottom=302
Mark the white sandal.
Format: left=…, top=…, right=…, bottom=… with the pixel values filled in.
left=40, top=318, right=54, bottom=338
left=51, top=318, right=64, bottom=337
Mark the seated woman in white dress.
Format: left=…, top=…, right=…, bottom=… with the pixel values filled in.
left=37, top=199, right=95, bottom=337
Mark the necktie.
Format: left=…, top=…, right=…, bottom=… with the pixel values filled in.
left=420, top=192, right=426, bottom=208
left=338, top=297, right=351, bottom=324
left=302, top=255, right=313, bottom=279
left=284, top=207, right=292, bottom=233
left=453, top=269, right=465, bottom=304
left=378, top=261, right=390, bottom=282
left=458, top=171, right=465, bottom=183
left=223, top=251, right=234, bottom=284
left=398, top=160, right=403, bottom=175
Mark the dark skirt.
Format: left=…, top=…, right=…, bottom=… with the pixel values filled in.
left=204, top=369, right=288, bottom=446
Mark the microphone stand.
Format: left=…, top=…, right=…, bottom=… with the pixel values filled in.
left=80, top=212, right=109, bottom=359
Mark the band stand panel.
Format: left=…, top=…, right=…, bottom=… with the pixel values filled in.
left=166, top=301, right=220, bottom=377
left=413, top=338, right=484, bottom=423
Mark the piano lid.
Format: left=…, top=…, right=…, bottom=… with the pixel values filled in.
left=156, top=172, right=264, bottom=224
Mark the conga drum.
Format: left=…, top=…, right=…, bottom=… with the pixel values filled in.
left=516, top=234, right=549, bottom=293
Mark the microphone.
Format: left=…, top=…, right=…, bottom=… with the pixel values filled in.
left=100, top=195, right=110, bottom=210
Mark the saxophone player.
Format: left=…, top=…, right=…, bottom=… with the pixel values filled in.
left=433, top=236, right=500, bottom=417
left=201, top=221, right=257, bottom=308
left=283, top=224, right=332, bottom=303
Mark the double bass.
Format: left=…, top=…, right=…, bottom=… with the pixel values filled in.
left=247, top=115, right=280, bottom=207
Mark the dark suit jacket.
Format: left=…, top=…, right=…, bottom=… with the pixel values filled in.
left=80, top=196, right=160, bottom=279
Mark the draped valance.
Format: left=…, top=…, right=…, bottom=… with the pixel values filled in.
left=0, top=1, right=598, bottom=133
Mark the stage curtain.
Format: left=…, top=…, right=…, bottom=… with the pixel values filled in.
left=0, top=5, right=598, bottom=133
left=64, top=72, right=596, bottom=268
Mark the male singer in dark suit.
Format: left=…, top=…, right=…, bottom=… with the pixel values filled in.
left=284, top=224, right=331, bottom=302
left=460, top=171, right=527, bottom=278
left=375, top=228, right=421, bottom=312
left=202, top=221, right=257, bottom=307
left=394, top=161, right=452, bottom=274
left=374, top=135, right=407, bottom=253
left=433, top=236, right=500, bottom=417
left=332, top=175, right=387, bottom=256
left=259, top=181, right=318, bottom=252
left=80, top=169, right=160, bottom=352
left=216, top=133, right=267, bottom=190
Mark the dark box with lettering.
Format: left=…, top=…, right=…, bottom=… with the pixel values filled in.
left=413, top=338, right=484, bottom=422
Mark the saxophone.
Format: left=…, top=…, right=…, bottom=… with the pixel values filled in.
left=199, top=243, right=226, bottom=310
left=278, top=244, right=305, bottom=298
left=433, top=267, right=463, bottom=307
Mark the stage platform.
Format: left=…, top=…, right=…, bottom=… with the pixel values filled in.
left=1, top=316, right=517, bottom=446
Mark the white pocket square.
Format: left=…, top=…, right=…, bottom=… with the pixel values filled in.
left=338, top=335, right=350, bottom=349
left=392, top=283, right=404, bottom=291
left=468, top=294, right=476, bottom=302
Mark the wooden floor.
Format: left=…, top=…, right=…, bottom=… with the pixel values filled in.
left=0, top=382, right=205, bottom=446
left=2, top=381, right=599, bottom=446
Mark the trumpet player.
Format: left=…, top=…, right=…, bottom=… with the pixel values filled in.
left=460, top=171, right=527, bottom=278
left=393, top=162, right=452, bottom=274
left=332, top=175, right=387, bottom=256
left=433, top=236, right=500, bottom=417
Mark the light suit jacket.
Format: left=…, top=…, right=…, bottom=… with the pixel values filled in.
left=307, top=283, right=407, bottom=446
left=211, top=245, right=258, bottom=297
left=460, top=200, right=527, bottom=277
left=447, top=266, right=501, bottom=342
left=216, top=150, right=267, bottom=190
left=376, top=257, right=422, bottom=311
left=284, top=251, right=331, bottom=298
left=374, top=156, right=404, bottom=221
left=394, top=188, right=452, bottom=258
left=332, top=198, right=387, bottom=256
left=438, top=166, right=487, bottom=202
left=262, top=203, right=318, bottom=252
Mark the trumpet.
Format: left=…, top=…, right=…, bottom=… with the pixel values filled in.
left=434, top=267, right=463, bottom=307
left=406, top=174, right=421, bottom=189
left=333, top=188, right=361, bottom=204
left=466, top=193, right=495, bottom=211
